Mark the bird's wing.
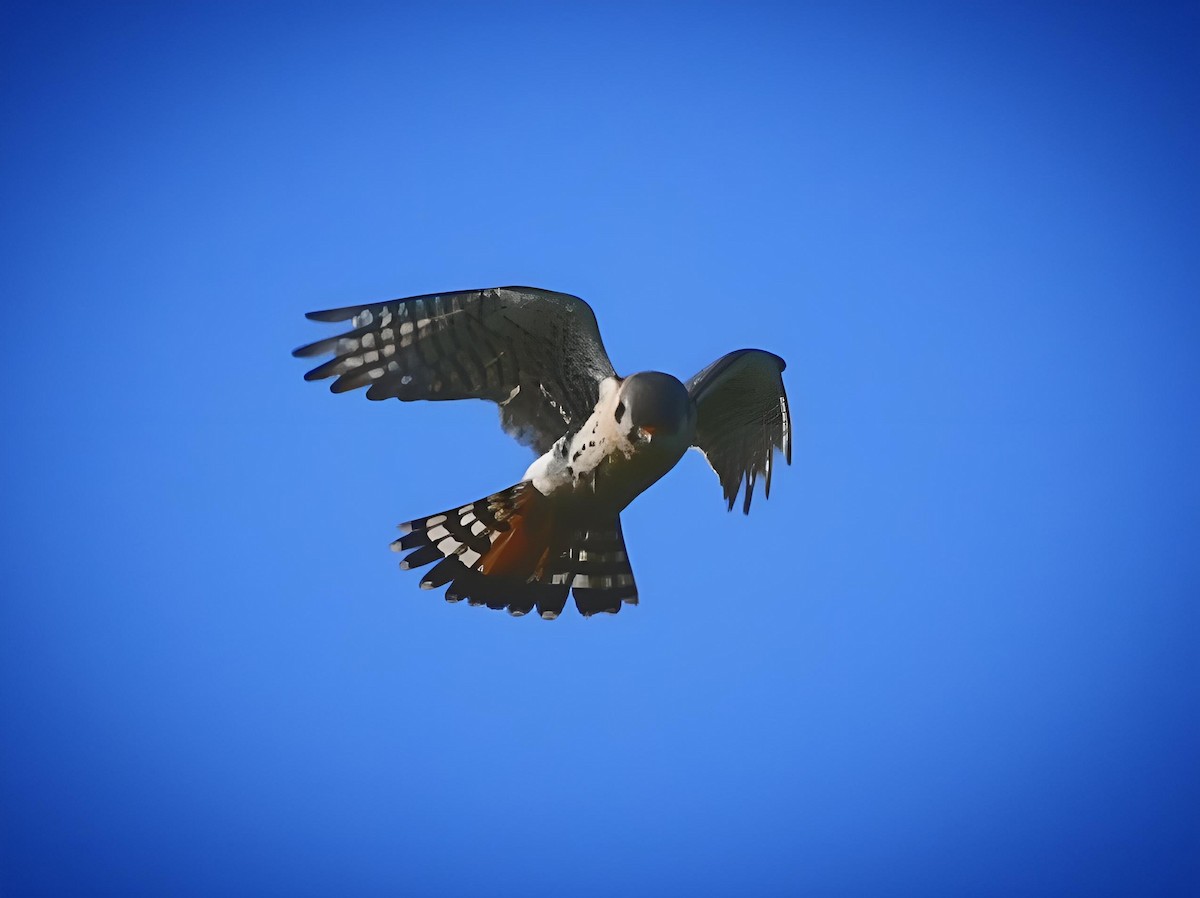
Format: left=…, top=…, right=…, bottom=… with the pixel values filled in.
left=686, top=349, right=791, bottom=514
left=293, top=286, right=617, bottom=453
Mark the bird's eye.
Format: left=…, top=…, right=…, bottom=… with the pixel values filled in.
left=614, top=401, right=626, bottom=423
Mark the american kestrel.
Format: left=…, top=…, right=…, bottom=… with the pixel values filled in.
left=293, top=287, right=791, bottom=619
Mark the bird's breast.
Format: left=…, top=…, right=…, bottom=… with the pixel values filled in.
left=524, top=403, right=692, bottom=514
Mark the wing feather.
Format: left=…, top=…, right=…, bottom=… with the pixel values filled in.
left=686, top=350, right=791, bottom=514
left=293, top=286, right=617, bottom=453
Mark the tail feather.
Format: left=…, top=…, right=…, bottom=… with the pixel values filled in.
left=419, top=556, right=467, bottom=590
left=567, top=520, right=639, bottom=616
left=394, top=483, right=639, bottom=619
left=398, top=543, right=443, bottom=570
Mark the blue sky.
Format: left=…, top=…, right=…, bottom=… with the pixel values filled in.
left=2, top=2, right=1198, bottom=895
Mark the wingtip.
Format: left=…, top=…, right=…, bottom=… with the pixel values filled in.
left=304, top=308, right=357, bottom=322
left=292, top=337, right=335, bottom=358
left=292, top=342, right=321, bottom=359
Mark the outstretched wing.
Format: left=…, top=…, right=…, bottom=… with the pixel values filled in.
left=686, top=349, right=791, bottom=514
left=293, top=286, right=617, bottom=453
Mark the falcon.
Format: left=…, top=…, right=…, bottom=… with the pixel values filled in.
left=293, top=287, right=791, bottom=619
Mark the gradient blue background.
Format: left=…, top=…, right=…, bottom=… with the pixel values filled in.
left=2, top=2, right=1198, bottom=895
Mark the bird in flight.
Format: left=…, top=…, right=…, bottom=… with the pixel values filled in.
left=293, top=287, right=791, bottom=619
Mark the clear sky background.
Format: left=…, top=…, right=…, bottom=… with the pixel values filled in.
left=2, top=2, right=1198, bottom=895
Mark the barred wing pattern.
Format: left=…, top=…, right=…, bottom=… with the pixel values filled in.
left=293, top=287, right=617, bottom=453
left=687, top=349, right=791, bottom=514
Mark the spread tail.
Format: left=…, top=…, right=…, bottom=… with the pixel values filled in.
left=393, top=483, right=638, bottom=619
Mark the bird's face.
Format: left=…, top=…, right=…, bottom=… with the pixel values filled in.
left=616, top=372, right=693, bottom=444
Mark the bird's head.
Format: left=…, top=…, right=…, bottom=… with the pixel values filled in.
left=615, top=371, right=693, bottom=443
